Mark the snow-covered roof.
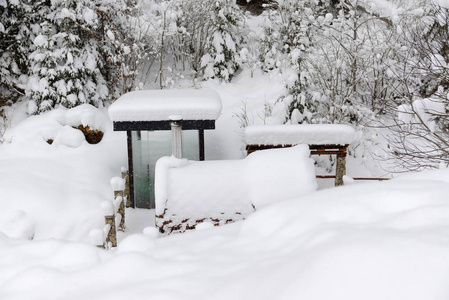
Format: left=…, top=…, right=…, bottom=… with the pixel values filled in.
left=244, top=124, right=356, bottom=146
left=108, top=89, right=222, bottom=122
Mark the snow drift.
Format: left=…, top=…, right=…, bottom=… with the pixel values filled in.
left=155, top=145, right=318, bottom=233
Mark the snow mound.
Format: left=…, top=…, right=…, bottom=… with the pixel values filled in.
left=117, top=234, right=156, bottom=253
left=2, top=170, right=449, bottom=300
left=0, top=210, right=35, bottom=240
left=155, top=145, right=317, bottom=233
left=0, top=105, right=127, bottom=241
left=52, top=125, right=86, bottom=148
left=4, top=104, right=110, bottom=148
left=64, top=104, right=109, bottom=132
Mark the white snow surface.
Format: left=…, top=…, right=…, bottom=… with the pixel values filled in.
left=155, top=145, right=317, bottom=217
left=2, top=170, right=449, bottom=299
left=0, top=70, right=448, bottom=300
left=108, top=89, right=223, bottom=122
left=244, top=124, right=356, bottom=145
left=435, top=0, right=449, bottom=9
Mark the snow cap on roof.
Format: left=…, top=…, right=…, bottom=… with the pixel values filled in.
left=108, top=89, right=222, bottom=122
left=244, top=124, right=356, bottom=146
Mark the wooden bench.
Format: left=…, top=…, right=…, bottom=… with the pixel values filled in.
left=244, top=124, right=356, bottom=186
left=246, top=143, right=348, bottom=186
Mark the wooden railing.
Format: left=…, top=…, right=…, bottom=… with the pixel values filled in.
left=316, top=175, right=390, bottom=181
left=89, top=168, right=130, bottom=249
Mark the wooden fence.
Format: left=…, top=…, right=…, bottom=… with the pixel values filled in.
left=90, top=169, right=130, bottom=249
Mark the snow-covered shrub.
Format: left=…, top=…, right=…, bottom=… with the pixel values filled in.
left=256, top=7, right=284, bottom=72
left=96, top=0, right=150, bottom=99
left=383, top=3, right=449, bottom=171
left=167, top=0, right=215, bottom=74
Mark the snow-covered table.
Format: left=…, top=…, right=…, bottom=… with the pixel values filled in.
left=244, top=124, right=356, bottom=186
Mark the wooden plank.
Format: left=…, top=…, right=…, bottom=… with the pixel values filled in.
left=310, top=150, right=346, bottom=156
left=309, top=144, right=349, bottom=150
left=353, top=177, right=390, bottom=181
left=316, top=175, right=390, bottom=181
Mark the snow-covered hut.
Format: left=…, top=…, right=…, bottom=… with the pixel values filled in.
left=108, top=89, right=222, bottom=209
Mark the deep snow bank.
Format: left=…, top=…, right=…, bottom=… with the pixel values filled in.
left=0, top=105, right=127, bottom=241
left=1, top=171, right=449, bottom=300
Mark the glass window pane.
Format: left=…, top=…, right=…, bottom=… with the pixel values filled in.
left=131, top=129, right=200, bottom=209
left=132, top=131, right=151, bottom=209
left=182, top=130, right=199, bottom=161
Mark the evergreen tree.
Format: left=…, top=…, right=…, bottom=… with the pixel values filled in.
left=27, top=0, right=108, bottom=114
left=201, top=0, right=245, bottom=82
left=0, top=0, right=33, bottom=98
left=278, top=0, right=317, bottom=124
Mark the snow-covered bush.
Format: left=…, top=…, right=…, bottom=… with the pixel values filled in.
left=96, top=0, right=151, bottom=99
left=305, top=8, right=375, bottom=125
left=383, top=3, right=449, bottom=171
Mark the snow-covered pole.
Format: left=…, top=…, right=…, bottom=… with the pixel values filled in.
left=169, top=115, right=183, bottom=159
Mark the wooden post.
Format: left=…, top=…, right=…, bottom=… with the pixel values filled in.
left=121, top=169, right=131, bottom=207
left=335, top=148, right=347, bottom=186
left=127, top=131, right=135, bottom=208
left=105, top=214, right=117, bottom=248
left=114, top=190, right=126, bottom=231
left=199, top=129, right=205, bottom=161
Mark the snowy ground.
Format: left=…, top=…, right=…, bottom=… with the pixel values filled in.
left=1, top=71, right=448, bottom=299
left=2, top=174, right=449, bottom=300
